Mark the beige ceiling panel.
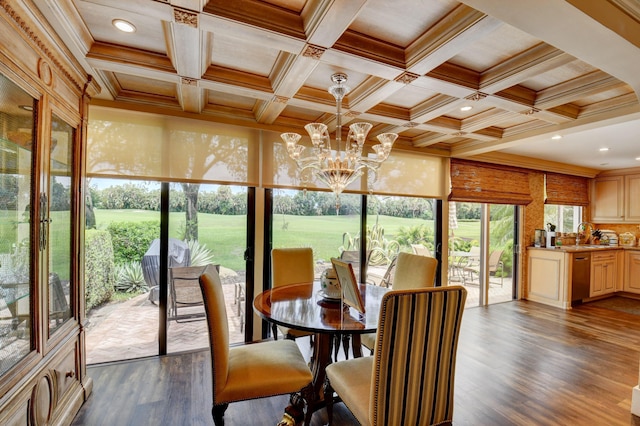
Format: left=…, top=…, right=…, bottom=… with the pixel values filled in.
left=350, top=0, right=455, bottom=47
left=211, top=34, right=280, bottom=76
left=77, top=0, right=169, bottom=54
left=115, top=73, right=177, bottom=97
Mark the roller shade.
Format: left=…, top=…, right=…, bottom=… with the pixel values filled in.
left=449, top=158, right=532, bottom=205
left=545, top=172, right=589, bottom=206
left=88, top=106, right=447, bottom=199
left=87, top=107, right=259, bottom=186
left=262, top=135, right=447, bottom=198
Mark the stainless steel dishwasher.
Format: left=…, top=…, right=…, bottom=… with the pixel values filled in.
left=571, top=252, right=591, bottom=305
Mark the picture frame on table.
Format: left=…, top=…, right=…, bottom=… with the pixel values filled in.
left=330, top=258, right=365, bottom=313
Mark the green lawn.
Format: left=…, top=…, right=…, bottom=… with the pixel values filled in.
left=93, top=209, right=482, bottom=272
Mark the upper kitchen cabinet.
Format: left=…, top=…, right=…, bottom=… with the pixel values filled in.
left=591, top=176, right=624, bottom=222
left=624, top=174, right=640, bottom=222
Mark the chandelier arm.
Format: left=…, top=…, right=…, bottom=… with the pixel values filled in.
left=281, top=73, right=397, bottom=201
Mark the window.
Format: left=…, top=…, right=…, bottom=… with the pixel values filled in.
left=544, top=204, right=582, bottom=234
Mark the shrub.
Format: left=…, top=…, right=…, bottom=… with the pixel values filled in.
left=186, top=239, right=215, bottom=266
left=396, top=224, right=435, bottom=252
left=85, top=229, right=115, bottom=310
left=107, top=221, right=159, bottom=264
left=114, top=261, right=147, bottom=293
left=339, top=221, right=400, bottom=266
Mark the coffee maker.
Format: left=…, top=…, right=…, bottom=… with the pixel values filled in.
left=534, top=229, right=546, bottom=247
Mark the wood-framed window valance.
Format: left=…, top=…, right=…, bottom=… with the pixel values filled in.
left=544, top=172, right=589, bottom=206
left=449, top=158, right=533, bottom=205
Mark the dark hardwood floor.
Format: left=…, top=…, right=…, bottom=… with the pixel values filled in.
left=72, top=300, right=640, bottom=426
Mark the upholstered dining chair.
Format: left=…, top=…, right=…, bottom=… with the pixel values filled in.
left=199, top=269, right=313, bottom=426
left=324, top=285, right=467, bottom=426
left=271, top=247, right=315, bottom=341
left=360, top=252, right=438, bottom=352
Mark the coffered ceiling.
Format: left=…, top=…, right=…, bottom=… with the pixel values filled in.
left=33, top=0, right=640, bottom=176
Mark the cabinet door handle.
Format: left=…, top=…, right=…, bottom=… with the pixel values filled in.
left=65, top=370, right=75, bottom=378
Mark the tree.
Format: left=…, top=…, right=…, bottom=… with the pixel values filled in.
left=182, top=183, right=200, bottom=240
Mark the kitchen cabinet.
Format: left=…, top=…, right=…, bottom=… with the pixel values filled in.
left=591, top=176, right=624, bottom=222
left=624, top=251, right=640, bottom=294
left=624, top=174, right=640, bottom=222
left=591, top=173, right=640, bottom=223
left=527, top=248, right=571, bottom=309
left=590, top=251, right=617, bottom=297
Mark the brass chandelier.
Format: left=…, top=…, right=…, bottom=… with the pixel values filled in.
left=281, top=73, right=397, bottom=204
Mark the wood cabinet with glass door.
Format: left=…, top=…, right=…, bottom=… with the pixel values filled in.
left=0, top=4, right=99, bottom=425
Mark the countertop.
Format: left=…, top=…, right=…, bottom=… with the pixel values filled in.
left=528, top=245, right=640, bottom=252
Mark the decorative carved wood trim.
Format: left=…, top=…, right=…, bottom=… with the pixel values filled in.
left=395, top=72, right=419, bottom=84
left=38, top=59, right=53, bottom=87
left=0, top=0, right=83, bottom=92
left=302, top=44, right=325, bottom=60
left=174, top=8, right=198, bottom=28
left=181, top=77, right=198, bottom=86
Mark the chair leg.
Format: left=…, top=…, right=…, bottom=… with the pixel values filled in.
left=272, top=323, right=278, bottom=340
left=323, top=376, right=334, bottom=425
left=341, top=334, right=350, bottom=360
left=212, top=403, right=228, bottom=426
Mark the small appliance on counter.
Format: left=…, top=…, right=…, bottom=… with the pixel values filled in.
left=546, top=223, right=556, bottom=248
left=534, top=229, right=546, bottom=247
left=619, top=232, right=636, bottom=247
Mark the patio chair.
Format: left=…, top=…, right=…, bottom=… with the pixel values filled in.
left=169, top=264, right=218, bottom=322
left=464, top=249, right=504, bottom=287
left=410, top=243, right=433, bottom=257
left=339, top=250, right=372, bottom=282
left=324, top=285, right=467, bottom=426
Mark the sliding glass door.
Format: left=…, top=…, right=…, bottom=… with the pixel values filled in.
left=85, top=179, right=252, bottom=364
left=448, top=202, right=517, bottom=307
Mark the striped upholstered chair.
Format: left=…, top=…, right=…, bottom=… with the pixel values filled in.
left=324, top=285, right=467, bottom=426
left=199, top=268, right=313, bottom=426
left=360, top=252, right=438, bottom=353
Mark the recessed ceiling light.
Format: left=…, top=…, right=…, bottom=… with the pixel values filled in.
left=599, top=147, right=609, bottom=152
left=460, top=106, right=472, bottom=112
left=18, top=105, right=33, bottom=111
left=113, top=19, right=136, bottom=33
left=636, top=157, right=640, bottom=161
left=551, top=135, right=562, bottom=140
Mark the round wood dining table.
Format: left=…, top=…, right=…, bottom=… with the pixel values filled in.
left=253, top=281, right=389, bottom=425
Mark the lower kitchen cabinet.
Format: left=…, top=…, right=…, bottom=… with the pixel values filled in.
left=624, top=251, right=640, bottom=294
left=591, top=251, right=617, bottom=297
left=589, top=251, right=618, bottom=297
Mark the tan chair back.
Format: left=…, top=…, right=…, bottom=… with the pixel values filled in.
left=271, top=247, right=314, bottom=288
left=371, top=286, right=467, bottom=425
left=199, top=269, right=230, bottom=403
left=392, top=251, right=437, bottom=290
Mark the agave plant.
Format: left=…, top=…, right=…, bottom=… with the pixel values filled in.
left=114, top=261, right=147, bottom=293
left=186, top=239, right=215, bottom=266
